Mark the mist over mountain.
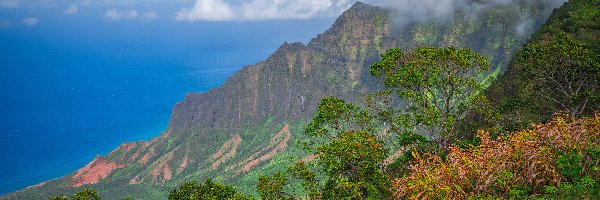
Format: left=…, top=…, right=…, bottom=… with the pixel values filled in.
left=375, top=0, right=566, bottom=36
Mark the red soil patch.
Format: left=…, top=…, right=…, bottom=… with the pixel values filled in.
left=149, top=151, right=173, bottom=183
left=211, top=134, right=242, bottom=170
left=144, top=138, right=158, bottom=148
left=139, top=146, right=156, bottom=165
left=131, top=139, right=158, bottom=163
left=178, top=154, right=190, bottom=174
left=130, top=150, right=142, bottom=162
left=71, top=157, right=126, bottom=187
left=129, top=175, right=140, bottom=185
left=301, top=154, right=317, bottom=163
left=234, top=124, right=291, bottom=174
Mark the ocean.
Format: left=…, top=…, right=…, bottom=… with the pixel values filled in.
left=0, top=16, right=334, bottom=195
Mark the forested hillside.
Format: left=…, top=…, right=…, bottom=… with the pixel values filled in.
left=487, top=0, right=600, bottom=131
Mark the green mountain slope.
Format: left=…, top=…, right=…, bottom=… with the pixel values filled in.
left=1, top=1, right=564, bottom=199
left=487, top=0, right=600, bottom=130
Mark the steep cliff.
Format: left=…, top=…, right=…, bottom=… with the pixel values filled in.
left=2, top=1, right=561, bottom=199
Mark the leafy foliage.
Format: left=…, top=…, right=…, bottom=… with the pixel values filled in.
left=537, top=0, right=600, bottom=55
left=393, top=113, right=600, bottom=199
left=49, top=188, right=101, bottom=200
left=257, top=172, right=292, bottom=200
left=488, top=0, right=600, bottom=131
left=286, top=161, right=319, bottom=198
left=168, top=179, right=252, bottom=200
left=71, top=189, right=102, bottom=200
left=516, top=32, right=600, bottom=117
left=317, top=130, right=389, bottom=199
left=258, top=96, right=391, bottom=199
left=305, top=97, right=373, bottom=140
left=370, top=47, right=491, bottom=150
left=288, top=129, right=390, bottom=199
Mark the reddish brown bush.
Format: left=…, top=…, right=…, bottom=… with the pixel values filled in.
left=393, top=112, right=600, bottom=199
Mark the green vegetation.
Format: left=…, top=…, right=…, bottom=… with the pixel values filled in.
left=49, top=188, right=101, bottom=200
left=251, top=1, right=600, bottom=195
left=488, top=0, right=600, bottom=132
left=257, top=172, right=292, bottom=200
left=516, top=32, right=599, bottom=117
left=295, top=130, right=389, bottom=199
left=254, top=47, right=597, bottom=199
left=370, top=47, right=492, bottom=151
left=252, top=37, right=597, bottom=199
left=168, top=179, right=252, bottom=200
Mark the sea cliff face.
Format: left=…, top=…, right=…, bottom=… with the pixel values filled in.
left=2, top=2, right=559, bottom=199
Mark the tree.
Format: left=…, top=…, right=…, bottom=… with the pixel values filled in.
left=516, top=32, right=600, bottom=117
left=287, top=130, right=389, bottom=199
left=370, top=47, right=491, bottom=150
left=257, top=172, right=293, bottom=200
left=304, top=97, right=374, bottom=145
left=71, top=188, right=101, bottom=200
left=294, top=99, right=390, bottom=199
left=255, top=98, right=389, bottom=199
left=316, top=130, right=389, bottom=199
left=168, top=179, right=251, bottom=200
left=49, top=189, right=101, bottom=200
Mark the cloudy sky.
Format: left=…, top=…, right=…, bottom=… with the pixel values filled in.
left=0, top=0, right=367, bottom=27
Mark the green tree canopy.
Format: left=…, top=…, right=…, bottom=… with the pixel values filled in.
left=516, top=32, right=600, bottom=117
left=288, top=128, right=389, bottom=199
left=49, top=188, right=101, bottom=200
left=168, top=179, right=251, bottom=200
left=257, top=172, right=292, bottom=200
left=370, top=47, right=491, bottom=150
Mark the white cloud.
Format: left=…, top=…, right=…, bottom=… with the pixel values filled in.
left=0, top=0, right=18, bottom=8
left=105, top=8, right=138, bottom=21
left=176, top=0, right=353, bottom=21
left=76, top=0, right=194, bottom=7
left=176, top=0, right=234, bottom=21
left=64, top=5, right=78, bottom=15
left=141, top=11, right=159, bottom=20
left=22, top=17, right=38, bottom=26
left=369, top=0, right=567, bottom=28
left=105, top=9, right=159, bottom=21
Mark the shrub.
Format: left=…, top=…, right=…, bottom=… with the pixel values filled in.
left=393, top=112, right=600, bottom=199
left=168, top=179, right=251, bottom=200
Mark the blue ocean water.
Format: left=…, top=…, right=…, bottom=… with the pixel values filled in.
left=0, top=16, right=334, bottom=195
